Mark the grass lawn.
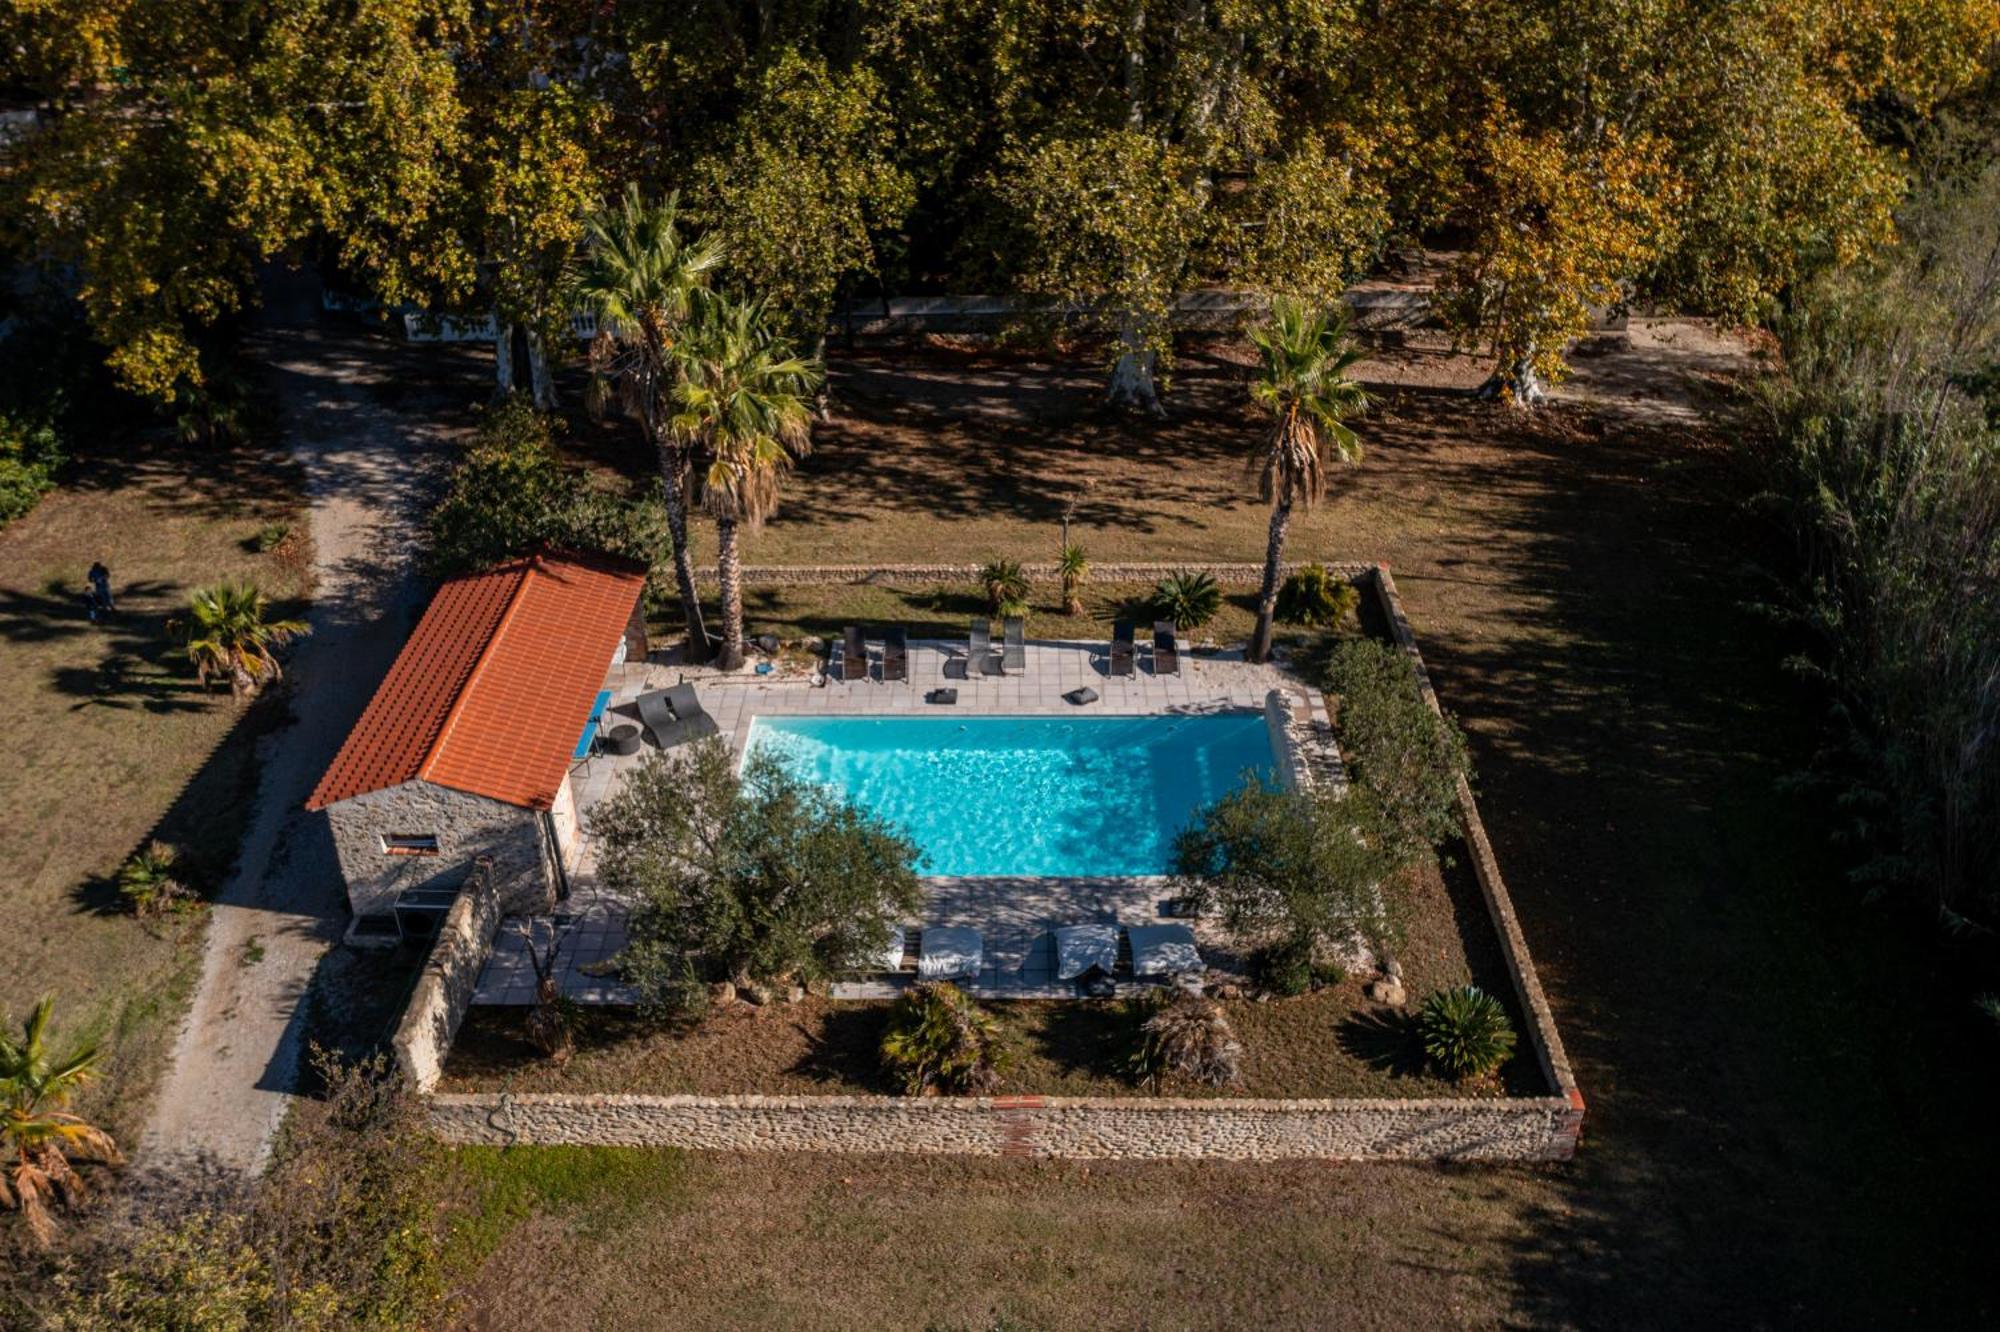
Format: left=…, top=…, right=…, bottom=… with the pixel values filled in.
left=444, top=335, right=2000, bottom=1328
left=0, top=441, right=307, bottom=1139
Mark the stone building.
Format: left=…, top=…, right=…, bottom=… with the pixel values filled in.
left=306, top=550, right=648, bottom=943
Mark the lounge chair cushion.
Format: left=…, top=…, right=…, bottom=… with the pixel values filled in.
left=1128, top=923, right=1203, bottom=977
left=917, top=926, right=983, bottom=980
left=1053, top=923, right=1118, bottom=980
left=1064, top=686, right=1099, bottom=705
left=877, top=926, right=908, bottom=973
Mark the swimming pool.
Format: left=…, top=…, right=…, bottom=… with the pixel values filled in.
left=744, top=713, right=1276, bottom=877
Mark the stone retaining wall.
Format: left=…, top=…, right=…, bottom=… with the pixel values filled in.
left=393, top=860, right=500, bottom=1092
left=429, top=1090, right=1578, bottom=1162
left=416, top=564, right=1584, bottom=1161
left=691, top=561, right=1375, bottom=589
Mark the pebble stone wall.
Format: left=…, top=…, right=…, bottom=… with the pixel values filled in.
left=415, top=563, right=1584, bottom=1161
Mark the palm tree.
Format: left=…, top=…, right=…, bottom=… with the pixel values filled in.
left=578, top=184, right=723, bottom=663
left=1, top=996, right=121, bottom=1247
left=1057, top=543, right=1089, bottom=616
left=182, top=582, right=309, bottom=700
left=1244, top=299, right=1369, bottom=664
left=672, top=296, right=824, bottom=671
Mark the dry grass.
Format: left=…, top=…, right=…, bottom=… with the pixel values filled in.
left=445, top=332, right=2000, bottom=1328
left=0, top=441, right=307, bottom=1137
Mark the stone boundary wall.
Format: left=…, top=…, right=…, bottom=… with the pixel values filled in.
left=393, top=860, right=501, bottom=1092
left=429, top=1090, right=1577, bottom=1162
left=1368, top=567, right=1585, bottom=1120
left=690, top=561, right=1375, bottom=589
left=418, top=564, right=1583, bottom=1161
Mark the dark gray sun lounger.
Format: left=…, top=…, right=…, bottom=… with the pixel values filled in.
left=969, top=619, right=1002, bottom=676
left=635, top=683, right=721, bottom=750
left=841, top=625, right=869, bottom=681
left=1110, top=621, right=1136, bottom=676
left=882, top=626, right=909, bottom=682
left=1153, top=621, right=1180, bottom=675
left=1002, top=616, right=1026, bottom=673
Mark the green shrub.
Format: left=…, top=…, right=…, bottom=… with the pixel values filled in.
left=250, top=521, right=293, bottom=553
left=980, top=557, right=1030, bottom=616
left=1275, top=563, right=1359, bottom=628
left=1323, top=637, right=1471, bottom=864
left=117, top=842, right=198, bottom=919
left=1250, top=940, right=1344, bottom=996
left=1057, top=543, right=1088, bottom=614
left=427, top=396, right=662, bottom=576
left=0, top=414, right=63, bottom=528
left=1129, top=991, right=1242, bottom=1088
left=1152, top=569, right=1222, bottom=631
left=879, top=981, right=1010, bottom=1095
left=1417, top=985, right=1517, bottom=1081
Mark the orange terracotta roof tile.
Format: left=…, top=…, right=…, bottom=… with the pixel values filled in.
left=307, top=551, right=646, bottom=812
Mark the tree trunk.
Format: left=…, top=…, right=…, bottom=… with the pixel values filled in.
left=657, top=441, right=710, bottom=664
left=1476, top=349, right=1547, bottom=407
left=715, top=516, right=746, bottom=671
left=1105, top=310, right=1163, bottom=416
left=1248, top=494, right=1292, bottom=664
left=494, top=321, right=516, bottom=396
left=527, top=329, right=557, bottom=409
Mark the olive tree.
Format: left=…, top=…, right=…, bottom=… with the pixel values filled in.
left=591, top=740, right=924, bottom=1015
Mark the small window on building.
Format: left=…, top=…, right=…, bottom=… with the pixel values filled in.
left=381, top=832, right=440, bottom=856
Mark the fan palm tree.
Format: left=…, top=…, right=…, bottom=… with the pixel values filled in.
left=578, top=184, right=723, bottom=663
left=182, top=582, right=309, bottom=700
left=672, top=296, right=824, bottom=671
left=1, top=996, right=121, bottom=1247
left=1244, top=299, right=1369, bottom=664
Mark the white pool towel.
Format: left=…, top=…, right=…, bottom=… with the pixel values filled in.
left=1053, top=923, right=1119, bottom=980
left=1127, top=924, right=1203, bottom=977
left=918, top=926, right=983, bottom=980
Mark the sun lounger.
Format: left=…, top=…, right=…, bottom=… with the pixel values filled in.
left=841, top=625, right=869, bottom=681
left=1127, top=923, right=1203, bottom=977
left=1110, top=621, right=1136, bottom=677
left=1153, top=621, right=1180, bottom=676
left=968, top=620, right=1002, bottom=676
left=1053, top=923, right=1119, bottom=981
left=882, top=626, right=909, bottom=682
left=635, top=683, right=720, bottom=750
left=917, top=925, right=983, bottom=980
left=1002, top=616, right=1026, bottom=673
left=571, top=689, right=616, bottom=760
left=877, top=925, right=909, bottom=973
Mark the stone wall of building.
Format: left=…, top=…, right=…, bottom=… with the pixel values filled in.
left=393, top=861, right=501, bottom=1092
left=426, top=1089, right=1579, bottom=1162
left=326, top=779, right=553, bottom=920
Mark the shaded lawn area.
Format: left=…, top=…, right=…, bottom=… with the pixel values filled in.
left=663, top=578, right=1286, bottom=649
left=450, top=340, right=2000, bottom=1329
left=0, top=440, right=307, bottom=1138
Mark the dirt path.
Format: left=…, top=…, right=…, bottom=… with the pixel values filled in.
left=137, top=323, right=474, bottom=1176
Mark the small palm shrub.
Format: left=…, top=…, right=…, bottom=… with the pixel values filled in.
left=1057, top=543, right=1088, bottom=615
left=1130, top=991, right=1243, bottom=1089
left=1275, top=563, right=1359, bottom=628
left=180, top=581, right=310, bottom=700
left=1417, top=985, right=1516, bottom=1081
left=980, top=558, right=1031, bottom=617
left=118, top=842, right=197, bottom=918
left=879, top=981, right=1010, bottom=1095
left=1152, top=569, right=1222, bottom=632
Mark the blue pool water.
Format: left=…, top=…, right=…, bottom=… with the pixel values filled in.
left=744, top=713, right=1275, bottom=877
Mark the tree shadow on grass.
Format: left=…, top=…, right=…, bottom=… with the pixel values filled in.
left=1025, top=999, right=1145, bottom=1087
left=1336, top=1007, right=1428, bottom=1078
left=786, top=1003, right=893, bottom=1092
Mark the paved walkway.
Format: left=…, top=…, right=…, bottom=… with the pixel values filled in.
left=138, top=323, right=465, bottom=1176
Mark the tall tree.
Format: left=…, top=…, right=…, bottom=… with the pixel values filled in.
left=1244, top=299, right=1367, bottom=664
left=672, top=295, right=824, bottom=671
left=577, top=186, right=722, bottom=663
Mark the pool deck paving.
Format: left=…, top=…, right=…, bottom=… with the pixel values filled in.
left=474, top=638, right=1321, bottom=1004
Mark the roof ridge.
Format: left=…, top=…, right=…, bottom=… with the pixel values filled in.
left=418, top=557, right=541, bottom=786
